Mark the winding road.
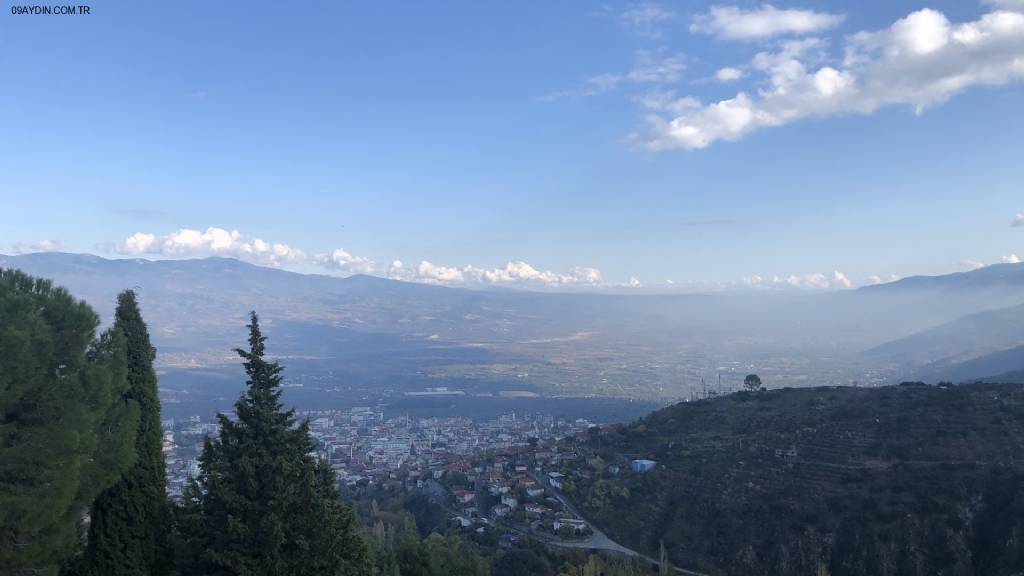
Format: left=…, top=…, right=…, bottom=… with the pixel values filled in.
left=528, top=471, right=709, bottom=576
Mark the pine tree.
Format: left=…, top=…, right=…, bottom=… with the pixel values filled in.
left=82, top=290, right=170, bottom=576
left=180, top=312, right=368, bottom=576
left=0, top=270, right=139, bottom=575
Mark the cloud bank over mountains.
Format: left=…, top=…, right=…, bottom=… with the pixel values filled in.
left=8, top=221, right=1020, bottom=292
left=113, top=228, right=307, bottom=268
left=100, top=227, right=606, bottom=290
left=742, top=270, right=853, bottom=290
left=10, top=240, right=65, bottom=255
left=36, top=225, right=881, bottom=292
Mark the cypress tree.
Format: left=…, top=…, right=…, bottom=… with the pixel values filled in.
left=82, top=290, right=170, bottom=576
left=0, top=269, right=139, bottom=575
left=182, top=312, right=368, bottom=576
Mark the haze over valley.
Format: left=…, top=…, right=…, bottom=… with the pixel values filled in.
left=6, top=251, right=1024, bottom=421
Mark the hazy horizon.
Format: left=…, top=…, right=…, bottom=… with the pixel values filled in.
left=3, top=0, right=1023, bottom=293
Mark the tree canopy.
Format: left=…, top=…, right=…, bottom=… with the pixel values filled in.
left=178, top=312, right=368, bottom=576
left=0, top=269, right=139, bottom=575
left=81, top=290, right=170, bottom=576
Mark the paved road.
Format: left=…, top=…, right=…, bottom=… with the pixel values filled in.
left=535, top=475, right=636, bottom=556
left=529, top=471, right=708, bottom=576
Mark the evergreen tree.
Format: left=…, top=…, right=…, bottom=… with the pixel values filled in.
left=0, top=270, right=139, bottom=575
left=82, top=291, right=170, bottom=576
left=180, top=312, right=368, bottom=576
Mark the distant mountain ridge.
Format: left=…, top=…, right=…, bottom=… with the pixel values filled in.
left=867, top=302, right=1024, bottom=365
left=858, top=264, right=1024, bottom=379
left=858, top=262, right=1024, bottom=293
left=4, top=252, right=1024, bottom=398
left=914, top=344, right=1024, bottom=384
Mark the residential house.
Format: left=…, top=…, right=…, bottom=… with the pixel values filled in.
left=631, top=459, right=656, bottom=473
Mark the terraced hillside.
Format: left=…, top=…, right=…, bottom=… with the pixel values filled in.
left=567, top=383, right=1024, bottom=576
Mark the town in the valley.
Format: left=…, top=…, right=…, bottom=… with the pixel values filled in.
left=161, top=401, right=660, bottom=548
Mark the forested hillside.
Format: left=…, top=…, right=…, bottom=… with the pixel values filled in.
left=569, top=383, right=1024, bottom=576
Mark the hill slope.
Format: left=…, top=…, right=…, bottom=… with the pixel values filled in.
left=858, top=262, right=1024, bottom=293
left=867, top=302, right=1024, bottom=366
left=915, top=345, right=1024, bottom=384
left=567, top=383, right=1024, bottom=576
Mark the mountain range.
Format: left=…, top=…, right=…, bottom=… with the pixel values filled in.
left=3, top=252, right=1024, bottom=410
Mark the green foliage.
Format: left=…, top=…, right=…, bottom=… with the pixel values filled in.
left=350, top=478, right=660, bottom=576
left=0, top=269, right=139, bottom=575
left=442, top=471, right=469, bottom=490
left=571, top=383, right=1024, bottom=576
left=555, top=554, right=643, bottom=576
left=81, top=290, right=171, bottom=576
left=361, top=507, right=490, bottom=576
left=493, top=549, right=552, bottom=576
left=424, top=533, right=490, bottom=576
left=176, top=312, right=368, bottom=576
left=743, top=374, right=763, bottom=392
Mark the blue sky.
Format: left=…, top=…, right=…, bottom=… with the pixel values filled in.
left=1, top=0, right=1022, bottom=290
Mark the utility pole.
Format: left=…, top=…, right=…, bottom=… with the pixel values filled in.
left=659, top=540, right=670, bottom=576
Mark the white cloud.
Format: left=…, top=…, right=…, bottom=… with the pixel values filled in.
left=465, top=261, right=603, bottom=286
left=622, top=3, right=674, bottom=29
left=627, top=51, right=687, bottom=83
left=864, top=274, right=902, bottom=285
left=715, top=66, right=745, bottom=81
left=11, top=239, right=65, bottom=254
left=413, top=261, right=465, bottom=284
left=831, top=270, right=852, bottom=288
left=1012, top=213, right=1024, bottom=227
left=105, top=229, right=611, bottom=290
left=110, top=227, right=308, bottom=268
left=588, top=50, right=686, bottom=93
left=961, top=259, right=986, bottom=270
left=315, top=248, right=377, bottom=274
left=633, top=89, right=702, bottom=115
left=984, top=0, right=1024, bottom=11
left=741, top=270, right=854, bottom=290
left=122, top=232, right=157, bottom=254
left=780, top=272, right=832, bottom=289
left=646, top=7, right=1024, bottom=149
left=387, top=259, right=603, bottom=288
left=1003, top=254, right=1022, bottom=263
left=690, top=4, right=844, bottom=41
